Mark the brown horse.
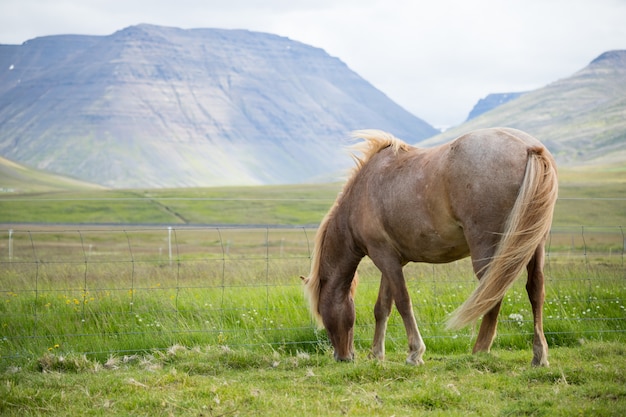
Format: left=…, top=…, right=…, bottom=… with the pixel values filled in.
left=302, top=128, right=558, bottom=366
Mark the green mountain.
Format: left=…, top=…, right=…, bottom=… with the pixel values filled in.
left=421, top=50, right=626, bottom=166
left=0, top=24, right=437, bottom=188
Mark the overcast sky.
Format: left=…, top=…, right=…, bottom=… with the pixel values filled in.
left=1, top=0, right=625, bottom=128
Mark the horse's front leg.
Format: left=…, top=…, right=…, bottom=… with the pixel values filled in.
left=376, top=258, right=425, bottom=365
left=371, top=274, right=393, bottom=361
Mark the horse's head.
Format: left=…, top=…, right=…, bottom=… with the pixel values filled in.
left=301, top=272, right=359, bottom=361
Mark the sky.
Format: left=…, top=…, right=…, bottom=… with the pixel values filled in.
left=1, top=0, right=625, bottom=129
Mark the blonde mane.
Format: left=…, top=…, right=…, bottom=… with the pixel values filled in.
left=304, top=130, right=411, bottom=326
left=349, top=130, right=412, bottom=170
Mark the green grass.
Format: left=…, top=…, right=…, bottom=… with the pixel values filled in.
left=0, top=184, right=342, bottom=225
left=1, top=244, right=624, bottom=365
left=554, top=166, right=626, bottom=227
left=1, top=342, right=625, bottom=416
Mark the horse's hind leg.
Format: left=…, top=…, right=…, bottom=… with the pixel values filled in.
left=473, top=300, right=502, bottom=354
left=371, top=274, right=393, bottom=361
left=394, top=281, right=426, bottom=365
left=526, top=243, right=549, bottom=367
left=469, top=251, right=503, bottom=354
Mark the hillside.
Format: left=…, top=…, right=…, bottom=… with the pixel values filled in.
left=421, top=50, right=626, bottom=166
left=0, top=155, right=103, bottom=192
left=0, top=24, right=437, bottom=188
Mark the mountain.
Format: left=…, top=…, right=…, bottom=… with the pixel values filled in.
left=0, top=24, right=438, bottom=188
left=422, top=50, right=626, bottom=166
left=465, top=92, right=526, bottom=121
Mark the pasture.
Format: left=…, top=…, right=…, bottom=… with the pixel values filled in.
left=1, top=166, right=625, bottom=415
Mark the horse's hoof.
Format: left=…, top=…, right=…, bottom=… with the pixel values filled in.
left=406, top=356, right=425, bottom=366
left=531, top=358, right=549, bottom=367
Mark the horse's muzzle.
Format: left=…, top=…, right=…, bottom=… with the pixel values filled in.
left=334, top=350, right=355, bottom=362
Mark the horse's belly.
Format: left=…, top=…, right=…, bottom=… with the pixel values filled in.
left=399, top=227, right=470, bottom=264
left=410, top=240, right=469, bottom=263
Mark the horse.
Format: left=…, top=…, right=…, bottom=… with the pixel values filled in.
left=302, top=128, right=558, bottom=367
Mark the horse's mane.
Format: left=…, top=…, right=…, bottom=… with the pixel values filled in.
left=348, top=130, right=412, bottom=171
left=304, top=130, right=411, bottom=326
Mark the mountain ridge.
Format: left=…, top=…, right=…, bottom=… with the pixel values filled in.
left=465, top=92, right=526, bottom=121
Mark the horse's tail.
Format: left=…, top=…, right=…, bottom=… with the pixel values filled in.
left=446, top=147, right=558, bottom=330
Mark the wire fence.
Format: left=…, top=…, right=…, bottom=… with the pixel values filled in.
left=1, top=224, right=625, bottom=362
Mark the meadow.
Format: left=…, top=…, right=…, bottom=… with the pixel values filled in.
left=0, top=166, right=624, bottom=226
left=0, top=166, right=625, bottom=415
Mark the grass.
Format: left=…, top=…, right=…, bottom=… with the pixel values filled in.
left=0, top=185, right=342, bottom=225
left=1, top=225, right=624, bottom=364
left=554, top=166, right=626, bottom=228
left=1, top=342, right=625, bottom=416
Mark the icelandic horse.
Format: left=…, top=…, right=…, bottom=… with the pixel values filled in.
left=302, top=128, right=558, bottom=366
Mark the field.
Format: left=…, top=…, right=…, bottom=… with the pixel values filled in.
left=0, top=166, right=625, bottom=415
left=2, top=342, right=625, bottom=416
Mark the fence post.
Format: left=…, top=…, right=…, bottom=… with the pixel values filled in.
left=168, top=226, right=173, bottom=266
left=8, top=229, right=12, bottom=262
left=619, top=226, right=626, bottom=266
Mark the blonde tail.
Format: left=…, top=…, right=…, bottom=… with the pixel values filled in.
left=446, top=148, right=558, bottom=330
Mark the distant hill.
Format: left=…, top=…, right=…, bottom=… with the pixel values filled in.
left=0, top=155, right=103, bottom=192
left=0, top=24, right=437, bottom=188
left=422, top=50, right=626, bottom=166
left=465, top=92, right=526, bottom=121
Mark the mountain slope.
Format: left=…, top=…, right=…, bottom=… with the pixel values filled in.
left=0, top=24, right=437, bottom=188
left=421, top=50, right=626, bottom=166
left=0, top=155, right=104, bottom=192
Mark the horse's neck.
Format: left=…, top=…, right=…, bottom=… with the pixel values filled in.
left=318, top=212, right=362, bottom=282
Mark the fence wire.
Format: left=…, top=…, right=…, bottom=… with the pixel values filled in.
left=0, top=224, right=624, bottom=362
